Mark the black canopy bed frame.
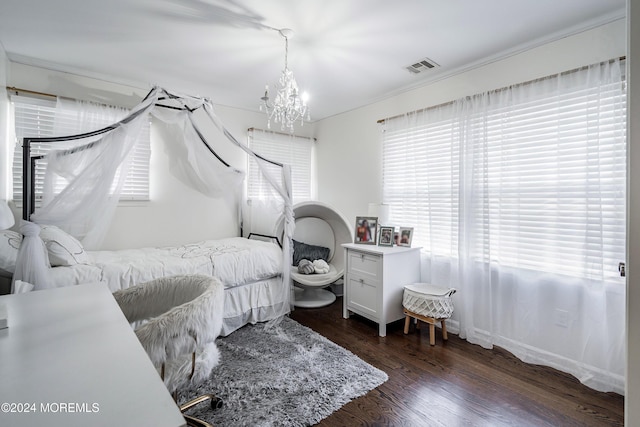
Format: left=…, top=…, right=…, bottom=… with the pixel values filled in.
left=12, top=87, right=292, bottom=335
left=21, top=87, right=283, bottom=227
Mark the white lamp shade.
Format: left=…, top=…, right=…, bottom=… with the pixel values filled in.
left=368, top=203, right=390, bottom=225
left=0, top=201, right=15, bottom=230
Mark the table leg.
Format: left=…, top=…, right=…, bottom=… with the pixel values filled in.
left=429, top=323, right=435, bottom=345
left=379, top=323, right=386, bottom=337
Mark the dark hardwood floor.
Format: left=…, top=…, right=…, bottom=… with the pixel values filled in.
left=290, top=297, right=624, bottom=427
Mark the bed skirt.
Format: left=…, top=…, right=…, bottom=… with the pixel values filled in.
left=222, top=276, right=290, bottom=336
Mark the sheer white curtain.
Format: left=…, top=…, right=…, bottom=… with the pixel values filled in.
left=382, top=59, right=626, bottom=393
left=151, top=105, right=244, bottom=201
left=53, top=97, right=129, bottom=136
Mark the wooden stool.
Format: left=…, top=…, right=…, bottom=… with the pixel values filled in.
left=403, top=308, right=448, bottom=345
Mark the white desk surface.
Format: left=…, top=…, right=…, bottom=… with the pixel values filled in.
left=0, top=283, right=186, bottom=427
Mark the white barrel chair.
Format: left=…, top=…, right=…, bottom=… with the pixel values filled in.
left=277, top=201, right=353, bottom=308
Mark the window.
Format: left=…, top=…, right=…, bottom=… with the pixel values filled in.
left=382, top=59, right=626, bottom=281
left=11, top=95, right=150, bottom=204
left=246, top=128, right=315, bottom=203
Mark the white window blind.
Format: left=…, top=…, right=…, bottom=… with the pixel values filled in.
left=247, top=129, right=315, bottom=203
left=382, top=60, right=626, bottom=281
left=11, top=95, right=150, bottom=204
left=383, top=114, right=460, bottom=258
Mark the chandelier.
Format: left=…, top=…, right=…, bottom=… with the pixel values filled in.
left=260, top=28, right=310, bottom=133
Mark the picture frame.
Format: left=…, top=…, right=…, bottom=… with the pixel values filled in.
left=378, top=226, right=394, bottom=247
left=394, top=231, right=400, bottom=246
left=354, top=216, right=378, bottom=244
left=398, top=227, right=414, bottom=247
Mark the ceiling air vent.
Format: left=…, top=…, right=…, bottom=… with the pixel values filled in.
left=406, top=57, right=439, bottom=74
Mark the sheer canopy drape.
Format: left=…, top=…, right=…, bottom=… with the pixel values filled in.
left=17, top=87, right=294, bottom=311
left=31, top=95, right=155, bottom=249
left=382, top=59, right=626, bottom=393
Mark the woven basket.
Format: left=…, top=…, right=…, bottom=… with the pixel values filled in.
left=403, top=283, right=456, bottom=319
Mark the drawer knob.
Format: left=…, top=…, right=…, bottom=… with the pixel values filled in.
left=360, top=254, right=365, bottom=260
left=359, top=278, right=364, bottom=284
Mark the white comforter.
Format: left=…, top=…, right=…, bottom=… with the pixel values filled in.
left=48, top=237, right=283, bottom=292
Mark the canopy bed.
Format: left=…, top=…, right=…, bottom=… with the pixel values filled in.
left=5, top=86, right=295, bottom=336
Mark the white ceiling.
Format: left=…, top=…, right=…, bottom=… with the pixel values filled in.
left=0, top=0, right=627, bottom=120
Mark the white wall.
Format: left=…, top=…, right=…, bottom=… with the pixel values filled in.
left=627, top=0, right=639, bottom=422
left=0, top=43, right=10, bottom=201
left=5, top=63, right=316, bottom=249
left=314, top=19, right=626, bottom=223
left=8, top=62, right=147, bottom=109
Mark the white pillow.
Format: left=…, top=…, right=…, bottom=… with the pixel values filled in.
left=0, top=230, right=22, bottom=273
left=13, top=279, right=34, bottom=294
left=39, top=225, right=89, bottom=266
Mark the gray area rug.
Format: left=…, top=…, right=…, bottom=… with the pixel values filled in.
left=178, top=316, right=388, bottom=426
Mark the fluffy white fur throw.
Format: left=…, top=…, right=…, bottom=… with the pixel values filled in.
left=113, top=274, right=224, bottom=392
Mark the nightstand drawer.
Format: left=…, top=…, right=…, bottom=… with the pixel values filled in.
left=347, top=250, right=380, bottom=279
left=347, top=276, right=377, bottom=317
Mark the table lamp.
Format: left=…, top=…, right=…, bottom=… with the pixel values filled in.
left=368, top=202, right=390, bottom=242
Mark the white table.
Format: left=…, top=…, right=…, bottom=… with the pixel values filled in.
left=0, top=283, right=186, bottom=427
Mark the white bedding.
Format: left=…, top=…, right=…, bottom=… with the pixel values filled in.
left=43, top=236, right=287, bottom=335
left=48, top=237, right=283, bottom=292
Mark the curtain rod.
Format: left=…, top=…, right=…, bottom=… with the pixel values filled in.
left=7, top=86, right=115, bottom=106
left=248, top=127, right=316, bottom=142
left=6, top=86, right=57, bottom=99
left=377, top=55, right=627, bottom=125
left=376, top=101, right=455, bottom=124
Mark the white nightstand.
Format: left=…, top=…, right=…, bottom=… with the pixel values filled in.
left=342, top=243, right=421, bottom=336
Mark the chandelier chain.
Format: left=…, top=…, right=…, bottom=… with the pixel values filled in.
left=284, top=36, right=288, bottom=70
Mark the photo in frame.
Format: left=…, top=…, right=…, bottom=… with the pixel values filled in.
left=378, top=226, right=394, bottom=247
left=398, top=227, right=414, bottom=247
left=354, top=216, right=378, bottom=244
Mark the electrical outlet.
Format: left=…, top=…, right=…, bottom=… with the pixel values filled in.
left=555, top=309, right=570, bottom=328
